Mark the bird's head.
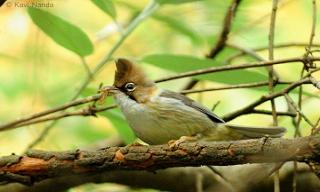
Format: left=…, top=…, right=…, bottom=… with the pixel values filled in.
left=100, top=58, right=158, bottom=103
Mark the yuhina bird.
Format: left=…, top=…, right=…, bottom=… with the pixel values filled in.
left=101, top=58, right=285, bottom=145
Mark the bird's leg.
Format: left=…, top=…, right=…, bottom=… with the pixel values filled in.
left=127, top=141, right=146, bottom=147
left=168, top=136, right=197, bottom=149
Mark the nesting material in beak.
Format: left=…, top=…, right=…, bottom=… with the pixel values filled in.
left=99, top=85, right=118, bottom=95
left=98, top=85, right=118, bottom=104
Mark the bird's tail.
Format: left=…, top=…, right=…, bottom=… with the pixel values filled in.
left=225, top=124, right=286, bottom=138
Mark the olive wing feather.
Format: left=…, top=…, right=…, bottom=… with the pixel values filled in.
left=159, top=90, right=225, bottom=123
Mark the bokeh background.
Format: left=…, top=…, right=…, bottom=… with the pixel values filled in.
left=0, top=0, right=320, bottom=191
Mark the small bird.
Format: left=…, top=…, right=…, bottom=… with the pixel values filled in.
left=101, top=58, right=285, bottom=145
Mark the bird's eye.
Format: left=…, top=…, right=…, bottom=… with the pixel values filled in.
left=124, top=82, right=136, bottom=92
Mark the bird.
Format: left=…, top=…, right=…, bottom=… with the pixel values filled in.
left=100, top=58, right=286, bottom=145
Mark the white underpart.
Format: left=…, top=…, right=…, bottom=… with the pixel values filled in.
left=113, top=89, right=217, bottom=145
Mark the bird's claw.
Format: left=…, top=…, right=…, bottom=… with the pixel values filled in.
left=168, top=136, right=195, bottom=150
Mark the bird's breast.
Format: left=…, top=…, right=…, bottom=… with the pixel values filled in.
left=113, top=92, right=216, bottom=144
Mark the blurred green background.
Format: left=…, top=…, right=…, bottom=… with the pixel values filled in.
left=0, top=0, right=320, bottom=191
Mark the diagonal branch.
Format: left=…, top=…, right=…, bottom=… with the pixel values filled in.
left=155, top=57, right=320, bottom=83
left=222, top=78, right=311, bottom=121
left=183, top=0, right=242, bottom=90
left=207, top=0, right=242, bottom=58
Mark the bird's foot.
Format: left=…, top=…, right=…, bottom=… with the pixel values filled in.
left=168, top=136, right=196, bottom=150
left=127, top=142, right=145, bottom=147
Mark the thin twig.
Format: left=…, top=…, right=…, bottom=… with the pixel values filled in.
left=155, top=57, right=320, bottom=83
left=15, top=105, right=117, bottom=128
left=311, top=117, right=320, bottom=134
left=309, top=75, right=320, bottom=89
left=206, top=166, right=235, bottom=192
left=211, top=101, right=221, bottom=112
left=184, top=0, right=243, bottom=91
left=252, top=109, right=296, bottom=117
left=292, top=68, right=305, bottom=137
left=80, top=57, right=93, bottom=78
left=0, top=94, right=102, bottom=131
left=268, top=0, right=279, bottom=127
left=182, top=81, right=269, bottom=94
left=268, top=2, right=280, bottom=190
left=181, top=80, right=310, bottom=94
left=284, top=94, right=315, bottom=128
left=227, top=42, right=320, bottom=62
left=227, top=43, right=264, bottom=61
left=307, top=0, right=317, bottom=52
left=223, top=78, right=311, bottom=121
left=207, top=0, right=242, bottom=58
left=232, top=0, right=294, bottom=35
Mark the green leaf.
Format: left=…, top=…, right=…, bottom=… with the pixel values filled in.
left=156, top=0, right=201, bottom=5
left=80, top=87, right=99, bottom=98
left=28, top=8, right=93, bottom=57
left=100, top=109, right=136, bottom=144
left=152, top=14, right=203, bottom=44
left=142, top=54, right=267, bottom=84
left=91, top=0, right=117, bottom=19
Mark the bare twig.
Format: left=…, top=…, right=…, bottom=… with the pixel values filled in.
left=182, top=81, right=270, bottom=94
left=207, top=0, right=242, bottom=58
left=181, top=80, right=312, bottom=94
left=284, top=94, right=315, bottom=128
left=227, top=42, right=320, bottom=62
left=307, top=0, right=317, bottom=52
left=155, top=57, right=320, bottom=83
left=14, top=105, right=117, bottom=128
left=309, top=76, right=320, bottom=89
left=0, top=94, right=102, bottom=131
left=223, top=78, right=311, bottom=121
left=311, top=117, right=320, bottom=134
left=227, top=43, right=265, bottom=62
left=80, top=57, right=92, bottom=78
left=252, top=109, right=296, bottom=117
left=268, top=1, right=280, bottom=190
left=268, top=0, right=279, bottom=127
left=183, top=0, right=243, bottom=91
left=292, top=68, right=305, bottom=137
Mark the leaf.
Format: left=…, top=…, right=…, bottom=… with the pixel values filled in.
left=28, top=8, right=93, bottom=57
left=100, top=109, right=136, bottom=144
left=152, top=14, right=203, bottom=44
left=91, top=0, right=117, bottom=19
left=142, top=54, right=267, bottom=84
left=80, top=87, right=99, bottom=98
left=156, top=0, right=201, bottom=5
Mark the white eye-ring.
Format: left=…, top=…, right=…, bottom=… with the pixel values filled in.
left=124, top=82, right=136, bottom=92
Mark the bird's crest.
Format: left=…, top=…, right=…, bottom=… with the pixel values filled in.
left=114, top=58, right=153, bottom=88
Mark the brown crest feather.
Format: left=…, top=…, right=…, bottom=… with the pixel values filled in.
left=114, top=58, right=154, bottom=88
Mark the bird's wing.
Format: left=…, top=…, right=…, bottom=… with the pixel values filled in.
left=159, top=90, right=225, bottom=123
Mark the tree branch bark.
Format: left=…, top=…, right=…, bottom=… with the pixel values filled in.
left=0, top=135, right=319, bottom=185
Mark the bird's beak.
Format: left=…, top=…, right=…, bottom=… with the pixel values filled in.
left=99, top=85, right=119, bottom=96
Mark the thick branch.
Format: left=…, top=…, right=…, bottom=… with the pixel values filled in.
left=0, top=135, right=319, bottom=185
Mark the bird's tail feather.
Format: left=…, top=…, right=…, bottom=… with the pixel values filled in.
left=225, top=124, right=286, bottom=138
